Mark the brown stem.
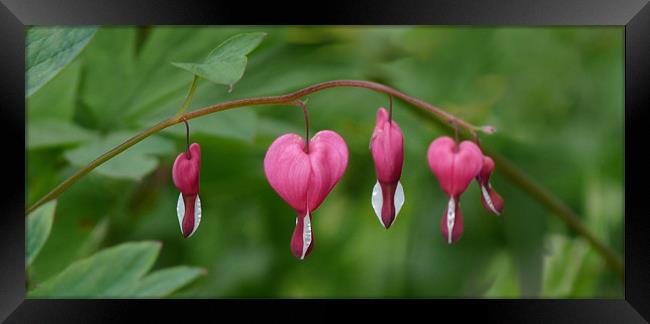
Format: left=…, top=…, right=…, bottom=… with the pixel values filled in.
left=25, top=79, right=622, bottom=281
left=27, top=80, right=484, bottom=216
left=292, top=100, right=310, bottom=153
left=388, top=95, right=393, bottom=123
left=182, top=117, right=191, bottom=159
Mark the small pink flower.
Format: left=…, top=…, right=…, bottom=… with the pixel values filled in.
left=427, top=136, right=483, bottom=243
left=369, top=107, right=405, bottom=229
left=172, top=143, right=202, bottom=238
left=264, top=130, right=349, bottom=260
left=477, top=156, right=504, bottom=215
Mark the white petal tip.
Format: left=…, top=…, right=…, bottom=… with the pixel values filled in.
left=371, top=181, right=384, bottom=227
left=394, top=181, right=405, bottom=218
left=176, top=193, right=201, bottom=238
left=371, top=180, right=405, bottom=228
left=300, top=211, right=312, bottom=260
left=481, top=184, right=500, bottom=215
left=446, top=196, right=455, bottom=244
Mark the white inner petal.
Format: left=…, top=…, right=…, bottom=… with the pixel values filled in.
left=446, top=196, right=456, bottom=244
left=188, top=195, right=202, bottom=237
left=481, top=184, right=499, bottom=215
left=301, top=211, right=312, bottom=260
left=394, top=181, right=405, bottom=221
left=371, top=181, right=384, bottom=227
left=176, top=193, right=202, bottom=238
left=177, top=192, right=185, bottom=233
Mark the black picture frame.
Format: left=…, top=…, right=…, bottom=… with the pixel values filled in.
left=2, top=0, right=649, bottom=322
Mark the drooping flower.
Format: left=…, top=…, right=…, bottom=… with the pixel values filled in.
left=264, top=130, right=348, bottom=260
left=369, top=107, right=405, bottom=229
left=172, top=143, right=202, bottom=238
left=476, top=155, right=504, bottom=215
left=427, top=136, right=483, bottom=244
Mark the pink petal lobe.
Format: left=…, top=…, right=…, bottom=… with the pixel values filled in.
left=181, top=194, right=197, bottom=238
left=306, top=130, right=349, bottom=212
left=379, top=182, right=398, bottom=228
left=370, top=107, right=404, bottom=183
left=478, top=156, right=496, bottom=181
left=264, top=134, right=311, bottom=213
left=427, top=136, right=483, bottom=196
left=477, top=156, right=504, bottom=215
left=172, top=143, right=201, bottom=195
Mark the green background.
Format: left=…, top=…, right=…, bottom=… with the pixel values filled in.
left=26, top=26, right=624, bottom=298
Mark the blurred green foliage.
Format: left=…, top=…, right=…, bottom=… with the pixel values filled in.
left=26, top=26, right=623, bottom=298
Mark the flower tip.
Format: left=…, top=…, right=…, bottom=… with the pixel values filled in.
left=371, top=181, right=404, bottom=230
left=481, top=125, right=497, bottom=134
left=480, top=185, right=504, bottom=216
left=177, top=194, right=201, bottom=239
left=291, top=212, right=314, bottom=261
left=440, top=197, right=464, bottom=244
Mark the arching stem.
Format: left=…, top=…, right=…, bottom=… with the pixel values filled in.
left=24, top=79, right=622, bottom=281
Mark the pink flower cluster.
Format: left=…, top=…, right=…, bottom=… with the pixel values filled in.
left=171, top=108, right=503, bottom=259
left=427, top=136, right=503, bottom=244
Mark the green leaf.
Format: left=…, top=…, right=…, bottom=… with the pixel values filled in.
left=541, top=235, right=589, bottom=297
left=28, top=241, right=161, bottom=297
left=27, top=60, right=82, bottom=122
left=27, top=119, right=97, bottom=150
left=26, top=200, right=57, bottom=267
left=80, top=27, right=138, bottom=127
left=79, top=27, right=266, bottom=144
left=172, top=32, right=267, bottom=88
left=26, top=27, right=97, bottom=97
left=74, top=218, right=110, bottom=260
left=122, top=266, right=205, bottom=298
left=63, top=132, right=174, bottom=180
left=480, top=252, right=519, bottom=298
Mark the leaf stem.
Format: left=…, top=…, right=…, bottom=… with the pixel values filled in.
left=176, top=75, right=199, bottom=117
left=25, top=79, right=623, bottom=281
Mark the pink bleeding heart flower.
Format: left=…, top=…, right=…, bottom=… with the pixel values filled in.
left=172, top=143, right=202, bottom=238
left=477, top=156, right=504, bottom=215
left=427, top=136, right=483, bottom=244
left=264, top=130, right=349, bottom=260
left=369, top=107, right=405, bottom=229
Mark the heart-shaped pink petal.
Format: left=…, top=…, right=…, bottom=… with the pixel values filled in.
left=173, top=143, right=201, bottom=195
left=370, top=107, right=404, bottom=183
left=427, top=136, right=483, bottom=197
left=264, top=130, right=349, bottom=214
